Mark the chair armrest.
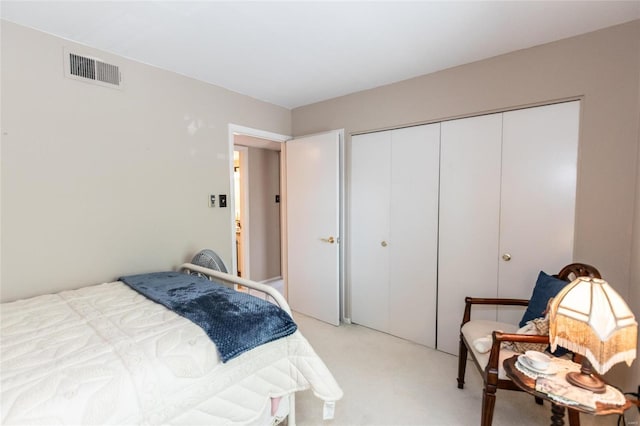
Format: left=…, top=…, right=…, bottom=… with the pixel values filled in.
left=484, top=331, right=550, bottom=385
left=461, top=297, right=529, bottom=325
left=465, top=297, right=530, bottom=306
left=493, top=331, right=549, bottom=345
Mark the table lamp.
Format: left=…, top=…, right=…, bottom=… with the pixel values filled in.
left=549, top=276, right=637, bottom=393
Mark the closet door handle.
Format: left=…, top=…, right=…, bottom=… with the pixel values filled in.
left=321, top=236, right=335, bottom=244
left=502, top=253, right=512, bottom=261
left=381, top=241, right=388, bottom=247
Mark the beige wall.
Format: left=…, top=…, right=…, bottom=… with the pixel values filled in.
left=247, top=147, right=281, bottom=281
left=293, top=20, right=640, bottom=388
left=0, top=21, right=291, bottom=301
left=2, top=15, right=639, bottom=387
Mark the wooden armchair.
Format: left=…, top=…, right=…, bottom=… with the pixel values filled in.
left=457, top=263, right=601, bottom=426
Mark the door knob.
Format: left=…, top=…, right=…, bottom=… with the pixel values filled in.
left=381, top=241, right=388, bottom=247
left=502, top=253, right=512, bottom=261
left=321, top=236, right=335, bottom=244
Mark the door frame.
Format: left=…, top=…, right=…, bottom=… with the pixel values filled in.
left=228, top=125, right=346, bottom=321
left=228, top=124, right=290, bottom=292
left=233, top=145, right=249, bottom=278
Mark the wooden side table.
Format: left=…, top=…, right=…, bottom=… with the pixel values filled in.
left=503, top=356, right=632, bottom=426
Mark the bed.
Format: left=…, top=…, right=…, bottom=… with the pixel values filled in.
left=0, top=263, right=343, bottom=425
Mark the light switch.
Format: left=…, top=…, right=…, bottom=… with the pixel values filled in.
left=219, top=194, right=227, bottom=208
left=209, top=194, right=215, bottom=207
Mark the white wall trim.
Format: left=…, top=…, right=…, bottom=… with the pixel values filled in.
left=229, top=124, right=290, bottom=143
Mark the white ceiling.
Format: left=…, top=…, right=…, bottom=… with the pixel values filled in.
left=2, top=1, right=639, bottom=109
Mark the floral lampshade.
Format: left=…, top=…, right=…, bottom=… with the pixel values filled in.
left=549, top=277, right=637, bottom=392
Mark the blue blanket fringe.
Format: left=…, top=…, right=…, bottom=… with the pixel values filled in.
left=120, top=271, right=297, bottom=362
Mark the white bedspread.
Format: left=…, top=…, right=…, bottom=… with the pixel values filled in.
left=1, top=282, right=342, bottom=425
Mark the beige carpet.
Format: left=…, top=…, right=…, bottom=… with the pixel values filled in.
left=292, top=312, right=618, bottom=426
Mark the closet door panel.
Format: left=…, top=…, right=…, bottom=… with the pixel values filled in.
left=437, top=113, right=503, bottom=355
left=497, top=101, right=579, bottom=324
left=388, top=124, right=440, bottom=347
left=350, top=131, right=392, bottom=332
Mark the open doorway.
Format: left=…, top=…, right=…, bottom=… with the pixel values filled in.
left=229, top=125, right=289, bottom=298
left=229, top=124, right=344, bottom=324
left=233, top=148, right=246, bottom=278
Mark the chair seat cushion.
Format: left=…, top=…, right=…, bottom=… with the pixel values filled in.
left=462, top=320, right=520, bottom=380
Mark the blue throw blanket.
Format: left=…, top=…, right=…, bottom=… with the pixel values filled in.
left=120, top=271, right=297, bottom=362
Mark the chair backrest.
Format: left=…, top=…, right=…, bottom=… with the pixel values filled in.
left=556, top=263, right=601, bottom=282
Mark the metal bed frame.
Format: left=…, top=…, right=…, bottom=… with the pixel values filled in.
left=178, top=263, right=296, bottom=425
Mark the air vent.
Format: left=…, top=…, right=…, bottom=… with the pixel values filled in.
left=64, top=49, right=122, bottom=89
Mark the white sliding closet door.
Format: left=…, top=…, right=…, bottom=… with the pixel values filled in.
left=350, top=131, right=391, bottom=333
left=437, top=113, right=503, bottom=354
left=437, top=101, right=579, bottom=355
left=350, top=124, right=440, bottom=347
left=497, top=101, right=579, bottom=325
left=388, top=125, right=440, bottom=346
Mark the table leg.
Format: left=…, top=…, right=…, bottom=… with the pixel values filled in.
left=550, top=403, right=565, bottom=426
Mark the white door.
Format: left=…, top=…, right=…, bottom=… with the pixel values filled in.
left=285, top=130, right=341, bottom=326
left=350, top=124, right=440, bottom=347
left=350, top=131, right=392, bottom=332
left=438, top=113, right=503, bottom=354
left=497, top=101, right=579, bottom=324
left=388, top=124, right=440, bottom=346
left=436, top=101, right=579, bottom=355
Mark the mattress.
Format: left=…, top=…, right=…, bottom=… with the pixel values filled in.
left=1, top=281, right=343, bottom=425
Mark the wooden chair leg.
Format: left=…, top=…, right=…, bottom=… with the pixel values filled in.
left=457, top=335, right=468, bottom=389
left=567, top=408, right=580, bottom=426
left=481, top=384, right=497, bottom=426
left=550, top=403, right=566, bottom=426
